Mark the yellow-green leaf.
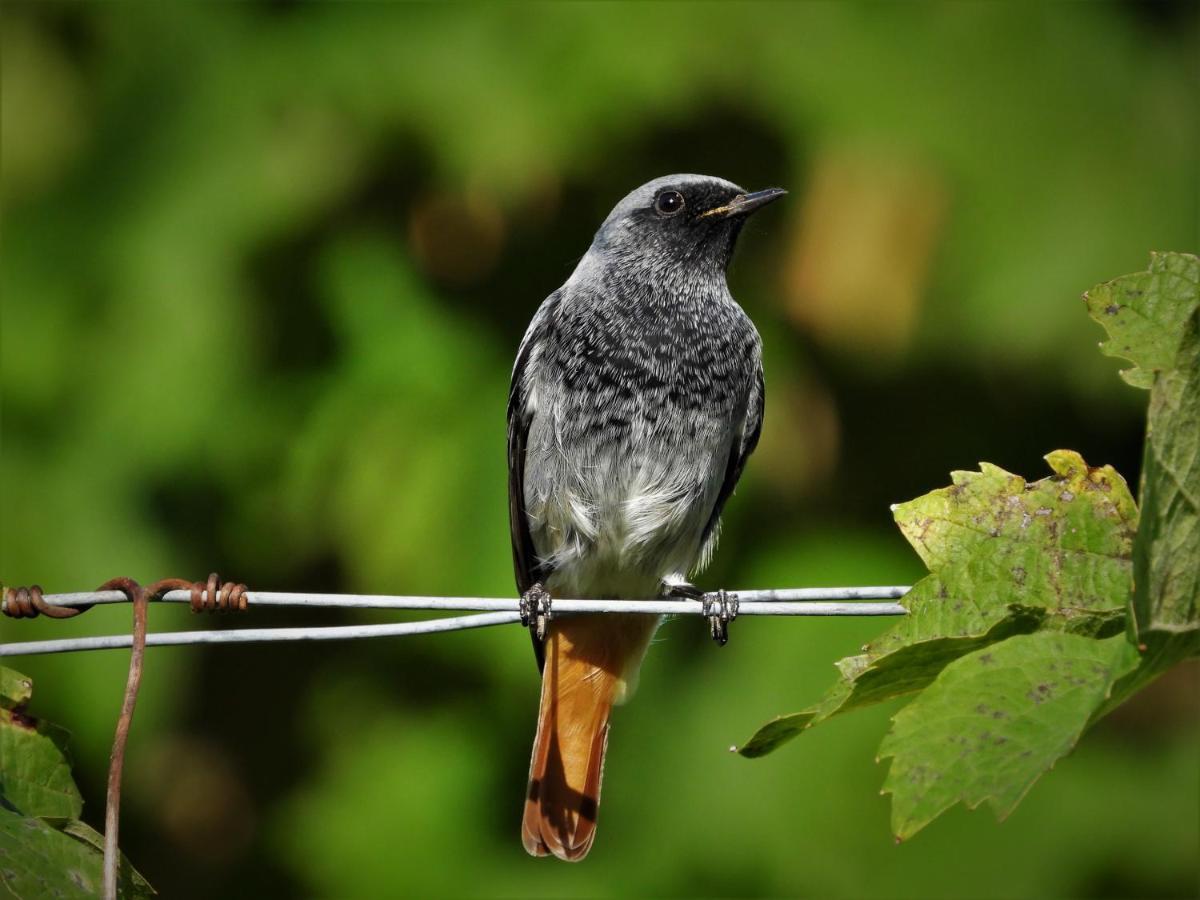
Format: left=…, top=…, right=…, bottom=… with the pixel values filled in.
left=738, top=452, right=1136, bottom=757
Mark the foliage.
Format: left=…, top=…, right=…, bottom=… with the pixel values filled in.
left=0, top=665, right=153, bottom=899
left=741, top=253, right=1200, bottom=840
left=879, top=632, right=1138, bottom=839
left=1086, top=252, right=1200, bottom=660
left=739, top=450, right=1137, bottom=758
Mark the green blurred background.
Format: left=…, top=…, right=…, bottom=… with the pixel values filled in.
left=2, top=2, right=1198, bottom=897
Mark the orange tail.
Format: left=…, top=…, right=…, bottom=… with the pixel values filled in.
left=522, top=613, right=657, bottom=861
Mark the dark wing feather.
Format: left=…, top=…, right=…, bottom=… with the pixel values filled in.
left=507, top=379, right=539, bottom=598
left=508, top=291, right=561, bottom=670
left=698, top=360, right=765, bottom=556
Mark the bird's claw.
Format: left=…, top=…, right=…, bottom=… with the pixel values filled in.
left=660, top=580, right=737, bottom=646
left=701, top=590, right=739, bottom=646
left=520, top=583, right=553, bottom=642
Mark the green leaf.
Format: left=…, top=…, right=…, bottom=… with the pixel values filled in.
left=0, top=667, right=155, bottom=897
left=0, top=674, right=82, bottom=820
left=736, top=709, right=822, bottom=759
left=1087, top=251, right=1199, bottom=660
left=0, top=807, right=155, bottom=899
left=878, top=632, right=1140, bottom=840
left=0, top=667, right=32, bottom=711
left=746, top=253, right=1199, bottom=852
left=738, top=451, right=1136, bottom=757
left=1084, top=250, right=1199, bottom=388
left=1133, top=307, right=1199, bottom=647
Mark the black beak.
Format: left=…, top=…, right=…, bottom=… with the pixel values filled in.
left=700, top=187, right=787, bottom=219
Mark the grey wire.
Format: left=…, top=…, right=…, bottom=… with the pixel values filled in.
left=13, top=585, right=910, bottom=610
left=0, top=612, right=525, bottom=657
left=0, top=586, right=909, bottom=657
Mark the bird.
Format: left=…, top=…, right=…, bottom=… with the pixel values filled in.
left=507, top=174, right=784, bottom=861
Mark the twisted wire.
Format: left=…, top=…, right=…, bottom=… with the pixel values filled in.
left=3, top=584, right=86, bottom=619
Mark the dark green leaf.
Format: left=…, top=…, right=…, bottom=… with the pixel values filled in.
left=0, top=807, right=155, bottom=899
left=0, top=682, right=82, bottom=820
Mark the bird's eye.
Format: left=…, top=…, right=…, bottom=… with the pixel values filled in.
left=654, top=190, right=685, bottom=216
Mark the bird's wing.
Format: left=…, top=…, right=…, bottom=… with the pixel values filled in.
left=697, top=356, right=765, bottom=567
left=508, top=291, right=561, bottom=668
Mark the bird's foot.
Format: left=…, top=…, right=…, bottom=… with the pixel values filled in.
left=701, top=590, right=739, bottom=646
left=519, top=583, right=553, bottom=642
left=660, top=579, right=737, bottom=646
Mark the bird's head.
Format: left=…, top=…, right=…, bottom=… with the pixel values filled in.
left=589, top=174, right=786, bottom=277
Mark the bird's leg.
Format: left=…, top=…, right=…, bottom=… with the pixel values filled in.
left=701, top=590, right=739, bottom=646
left=520, top=583, right=553, bottom=642
left=659, top=578, right=738, bottom=646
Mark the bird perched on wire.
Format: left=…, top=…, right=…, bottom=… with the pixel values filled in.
left=508, top=174, right=784, bottom=861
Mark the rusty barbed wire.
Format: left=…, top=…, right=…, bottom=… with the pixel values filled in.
left=95, top=577, right=145, bottom=900
left=0, top=573, right=251, bottom=900
left=177, top=573, right=249, bottom=614
left=3, top=573, right=249, bottom=619
left=3, top=584, right=86, bottom=619
left=0, top=583, right=909, bottom=658
left=0, top=572, right=906, bottom=896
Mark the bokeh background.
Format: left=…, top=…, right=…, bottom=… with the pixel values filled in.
left=2, top=2, right=1198, bottom=897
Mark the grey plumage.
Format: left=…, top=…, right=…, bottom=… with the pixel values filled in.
left=513, top=174, right=782, bottom=861
left=508, top=174, right=777, bottom=634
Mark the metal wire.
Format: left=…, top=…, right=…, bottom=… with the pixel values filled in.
left=8, top=585, right=909, bottom=610
left=0, top=586, right=909, bottom=657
